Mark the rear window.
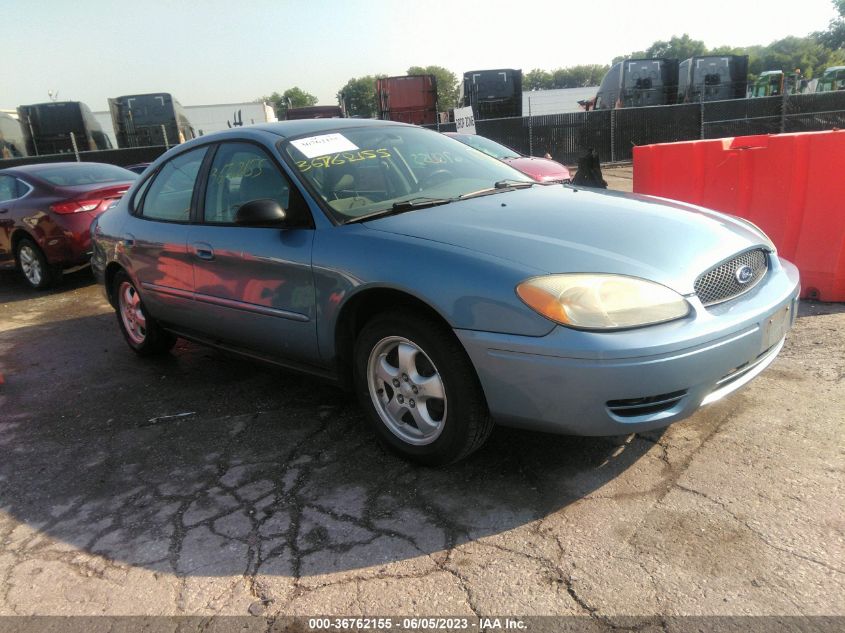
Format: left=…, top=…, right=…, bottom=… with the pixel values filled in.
left=34, top=164, right=136, bottom=186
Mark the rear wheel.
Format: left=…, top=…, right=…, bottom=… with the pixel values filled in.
left=16, top=238, right=60, bottom=289
left=353, top=311, right=493, bottom=465
left=113, top=271, right=176, bottom=356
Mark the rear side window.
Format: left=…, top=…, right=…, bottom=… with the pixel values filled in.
left=0, top=175, right=15, bottom=202
left=140, top=147, right=208, bottom=222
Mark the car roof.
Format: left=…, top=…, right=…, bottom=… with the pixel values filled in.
left=0, top=161, right=90, bottom=177
left=197, top=118, right=410, bottom=141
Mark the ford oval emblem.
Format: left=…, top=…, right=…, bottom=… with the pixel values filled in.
left=735, top=265, right=754, bottom=284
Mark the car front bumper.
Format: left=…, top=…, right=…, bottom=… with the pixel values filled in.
left=455, top=256, right=800, bottom=436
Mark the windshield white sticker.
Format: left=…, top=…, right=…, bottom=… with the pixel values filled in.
left=290, top=133, right=359, bottom=158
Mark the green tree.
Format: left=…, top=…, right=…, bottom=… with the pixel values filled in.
left=645, top=34, right=708, bottom=60
left=556, top=64, right=609, bottom=87
left=817, top=0, right=845, bottom=50
left=262, top=91, right=285, bottom=117
left=406, top=65, right=460, bottom=109
left=283, top=87, right=318, bottom=108
left=337, top=75, right=383, bottom=118
left=261, top=87, right=318, bottom=118
left=525, top=68, right=553, bottom=90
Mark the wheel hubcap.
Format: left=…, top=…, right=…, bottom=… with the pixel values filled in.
left=119, top=281, right=147, bottom=345
left=19, top=246, right=42, bottom=285
left=367, top=336, right=447, bottom=446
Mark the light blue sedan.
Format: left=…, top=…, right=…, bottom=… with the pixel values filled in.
left=91, top=119, right=800, bottom=464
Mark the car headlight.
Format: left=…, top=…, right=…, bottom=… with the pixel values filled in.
left=516, top=274, right=690, bottom=330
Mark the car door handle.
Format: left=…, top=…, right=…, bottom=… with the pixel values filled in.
left=0, top=208, right=8, bottom=214
left=192, top=242, right=214, bottom=261
left=123, top=234, right=135, bottom=247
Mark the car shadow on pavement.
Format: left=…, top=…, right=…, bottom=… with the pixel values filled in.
left=0, top=310, right=663, bottom=579
left=0, top=267, right=97, bottom=303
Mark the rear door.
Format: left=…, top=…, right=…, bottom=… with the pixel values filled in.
left=186, top=141, right=318, bottom=363
left=123, top=145, right=209, bottom=327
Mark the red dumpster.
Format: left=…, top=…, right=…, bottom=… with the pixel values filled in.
left=633, top=130, right=845, bottom=302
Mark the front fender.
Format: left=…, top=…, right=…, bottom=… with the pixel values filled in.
left=312, top=224, right=555, bottom=361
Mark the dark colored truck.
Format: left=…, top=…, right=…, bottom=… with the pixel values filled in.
left=17, top=101, right=111, bottom=156
left=284, top=105, right=344, bottom=120
left=594, top=58, right=679, bottom=109
left=376, top=75, right=438, bottom=125
left=461, top=68, right=522, bottom=120
left=109, top=93, right=196, bottom=148
left=678, top=56, right=749, bottom=102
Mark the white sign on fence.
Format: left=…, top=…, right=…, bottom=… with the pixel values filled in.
left=454, top=107, right=476, bottom=135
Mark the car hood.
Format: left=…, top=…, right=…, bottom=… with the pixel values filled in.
left=362, top=186, right=771, bottom=295
left=502, top=156, right=571, bottom=182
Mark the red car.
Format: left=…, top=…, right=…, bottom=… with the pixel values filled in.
left=444, top=132, right=571, bottom=183
left=0, top=162, right=136, bottom=288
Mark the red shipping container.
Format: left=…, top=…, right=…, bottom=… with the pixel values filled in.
left=376, top=75, right=438, bottom=126
left=634, top=130, right=845, bottom=301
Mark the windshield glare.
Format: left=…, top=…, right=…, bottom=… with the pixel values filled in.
left=282, top=125, right=532, bottom=221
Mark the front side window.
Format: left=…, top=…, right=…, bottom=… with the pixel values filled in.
left=140, top=146, right=208, bottom=222
left=204, top=143, right=291, bottom=224
left=282, top=125, right=530, bottom=222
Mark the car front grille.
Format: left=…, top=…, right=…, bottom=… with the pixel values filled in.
left=694, top=249, right=768, bottom=307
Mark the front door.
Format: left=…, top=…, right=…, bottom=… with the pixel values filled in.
left=187, top=141, right=318, bottom=364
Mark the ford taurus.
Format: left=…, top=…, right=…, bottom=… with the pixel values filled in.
left=91, top=120, right=800, bottom=464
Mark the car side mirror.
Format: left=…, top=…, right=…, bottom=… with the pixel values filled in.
left=235, top=198, right=287, bottom=226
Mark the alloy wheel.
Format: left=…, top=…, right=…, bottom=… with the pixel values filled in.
left=119, top=281, right=147, bottom=345
left=367, top=335, right=447, bottom=445
left=19, top=245, right=43, bottom=286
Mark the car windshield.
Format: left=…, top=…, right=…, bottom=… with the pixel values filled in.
left=34, top=163, right=136, bottom=186
left=281, top=125, right=532, bottom=222
left=451, top=134, right=521, bottom=160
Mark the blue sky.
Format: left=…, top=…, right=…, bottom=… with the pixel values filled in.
left=2, top=0, right=839, bottom=110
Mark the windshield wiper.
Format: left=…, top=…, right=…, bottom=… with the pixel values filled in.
left=344, top=197, right=454, bottom=224
left=495, top=179, right=536, bottom=189
left=458, top=180, right=536, bottom=201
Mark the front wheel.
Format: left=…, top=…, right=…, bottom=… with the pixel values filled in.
left=113, top=270, right=176, bottom=356
left=353, top=311, right=493, bottom=465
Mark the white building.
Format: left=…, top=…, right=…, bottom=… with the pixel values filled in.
left=522, top=87, right=598, bottom=116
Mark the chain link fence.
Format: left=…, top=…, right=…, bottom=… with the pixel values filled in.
left=427, top=91, right=845, bottom=164
left=4, top=91, right=845, bottom=170
left=0, top=144, right=167, bottom=169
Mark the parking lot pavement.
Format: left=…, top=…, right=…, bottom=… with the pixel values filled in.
left=602, top=164, right=634, bottom=192
left=0, top=267, right=843, bottom=622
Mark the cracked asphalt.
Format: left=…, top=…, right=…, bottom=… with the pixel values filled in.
left=1, top=212, right=843, bottom=620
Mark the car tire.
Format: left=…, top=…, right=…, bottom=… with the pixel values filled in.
left=113, top=270, right=176, bottom=356
left=353, top=310, right=493, bottom=465
left=16, top=238, right=60, bottom=289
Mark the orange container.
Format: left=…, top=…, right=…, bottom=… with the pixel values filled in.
left=634, top=130, right=845, bottom=301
